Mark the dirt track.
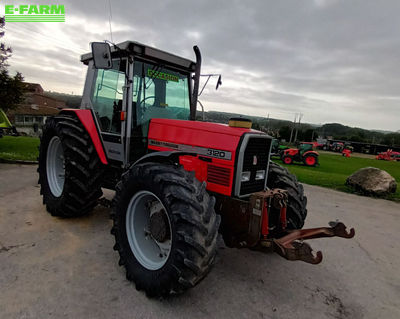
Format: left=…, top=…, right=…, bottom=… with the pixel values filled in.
left=0, top=163, right=399, bottom=319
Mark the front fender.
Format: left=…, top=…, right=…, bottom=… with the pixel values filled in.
left=303, top=150, right=319, bottom=156
left=132, top=151, right=197, bottom=167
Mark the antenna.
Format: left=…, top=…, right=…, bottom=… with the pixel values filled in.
left=108, top=0, right=113, bottom=43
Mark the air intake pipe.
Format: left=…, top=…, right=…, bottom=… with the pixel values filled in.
left=191, top=45, right=202, bottom=120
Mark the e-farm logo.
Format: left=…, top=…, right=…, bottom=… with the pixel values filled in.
left=4, top=4, right=65, bottom=22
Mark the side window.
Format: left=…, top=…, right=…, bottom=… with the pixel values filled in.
left=91, top=60, right=126, bottom=134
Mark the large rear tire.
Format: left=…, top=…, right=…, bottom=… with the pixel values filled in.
left=111, top=162, right=220, bottom=297
left=267, top=162, right=307, bottom=229
left=38, top=114, right=104, bottom=217
left=303, top=154, right=318, bottom=167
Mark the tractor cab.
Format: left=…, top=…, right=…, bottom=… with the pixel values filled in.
left=298, top=142, right=313, bottom=155
left=80, top=41, right=200, bottom=165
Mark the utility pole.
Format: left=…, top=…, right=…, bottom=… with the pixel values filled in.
left=294, top=113, right=303, bottom=143
left=289, top=113, right=297, bottom=144
left=266, top=113, right=270, bottom=133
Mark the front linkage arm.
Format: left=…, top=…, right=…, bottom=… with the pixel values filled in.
left=261, top=221, right=355, bottom=264
left=219, top=189, right=355, bottom=265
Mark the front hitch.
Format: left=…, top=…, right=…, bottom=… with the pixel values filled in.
left=259, top=221, right=355, bottom=264
left=215, top=189, right=355, bottom=265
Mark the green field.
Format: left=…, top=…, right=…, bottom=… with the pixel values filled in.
left=0, top=136, right=40, bottom=161
left=273, top=153, right=400, bottom=201
left=1, top=136, right=399, bottom=201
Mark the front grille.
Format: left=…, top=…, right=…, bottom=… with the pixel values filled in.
left=207, top=164, right=231, bottom=187
left=239, top=136, right=271, bottom=196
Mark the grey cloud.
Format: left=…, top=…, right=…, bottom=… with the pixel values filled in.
left=4, top=0, right=400, bottom=130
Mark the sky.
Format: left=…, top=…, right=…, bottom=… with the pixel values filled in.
left=2, top=0, right=400, bottom=131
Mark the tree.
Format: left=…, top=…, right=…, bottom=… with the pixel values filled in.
left=303, top=128, right=314, bottom=141
left=279, top=125, right=292, bottom=141
left=0, top=16, right=24, bottom=112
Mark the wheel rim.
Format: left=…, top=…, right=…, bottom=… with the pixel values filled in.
left=284, top=157, right=292, bottom=164
left=305, top=156, right=316, bottom=166
left=126, top=190, right=172, bottom=270
left=46, top=136, right=65, bottom=197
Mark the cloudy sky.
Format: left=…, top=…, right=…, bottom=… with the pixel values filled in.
left=2, top=0, right=400, bottom=131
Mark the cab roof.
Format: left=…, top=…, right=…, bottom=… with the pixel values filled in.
left=81, top=41, right=196, bottom=72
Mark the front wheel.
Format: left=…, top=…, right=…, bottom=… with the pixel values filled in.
left=267, top=162, right=307, bottom=229
left=282, top=155, right=293, bottom=165
left=111, top=162, right=220, bottom=297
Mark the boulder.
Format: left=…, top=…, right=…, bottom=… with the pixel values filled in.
left=346, top=167, right=397, bottom=196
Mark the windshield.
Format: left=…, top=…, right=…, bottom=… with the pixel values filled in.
left=132, top=61, right=190, bottom=135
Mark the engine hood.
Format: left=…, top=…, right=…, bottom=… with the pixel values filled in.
left=147, top=118, right=267, bottom=160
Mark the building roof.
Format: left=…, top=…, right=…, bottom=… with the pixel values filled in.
left=8, top=104, right=60, bottom=116
left=23, top=82, right=44, bottom=93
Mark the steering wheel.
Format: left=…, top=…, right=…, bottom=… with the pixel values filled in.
left=138, top=96, right=156, bottom=121
left=139, top=96, right=156, bottom=110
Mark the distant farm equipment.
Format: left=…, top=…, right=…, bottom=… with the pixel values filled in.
left=282, top=142, right=319, bottom=166
left=330, top=142, right=344, bottom=152
left=376, top=150, right=400, bottom=161
left=342, top=145, right=353, bottom=157
left=271, top=138, right=288, bottom=157
left=0, top=109, right=18, bottom=138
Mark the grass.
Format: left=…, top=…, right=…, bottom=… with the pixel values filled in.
left=0, top=136, right=40, bottom=161
left=1, top=135, right=399, bottom=201
left=273, top=153, right=400, bottom=201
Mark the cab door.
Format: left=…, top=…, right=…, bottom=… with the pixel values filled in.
left=89, top=59, right=128, bottom=163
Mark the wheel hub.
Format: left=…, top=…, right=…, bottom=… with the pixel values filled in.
left=149, top=209, right=170, bottom=242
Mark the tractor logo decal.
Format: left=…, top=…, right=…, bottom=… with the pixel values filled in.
left=4, top=4, right=65, bottom=22
left=147, top=69, right=179, bottom=82
left=149, top=139, right=232, bottom=160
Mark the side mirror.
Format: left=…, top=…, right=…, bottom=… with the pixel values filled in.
left=91, top=42, right=112, bottom=69
left=216, top=75, right=222, bottom=90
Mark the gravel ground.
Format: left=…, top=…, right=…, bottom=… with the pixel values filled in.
left=0, top=163, right=399, bottom=319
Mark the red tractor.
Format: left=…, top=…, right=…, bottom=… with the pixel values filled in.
left=38, top=41, right=354, bottom=297
left=376, top=149, right=400, bottom=161
left=281, top=142, right=319, bottom=166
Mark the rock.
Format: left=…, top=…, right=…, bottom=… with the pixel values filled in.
left=346, top=167, right=397, bottom=196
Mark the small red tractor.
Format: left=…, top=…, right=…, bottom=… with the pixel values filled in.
left=281, top=142, right=319, bottom=166
left=330, top=142, right=344, bottom=152
left=38, top=41, right=354, bottom=297
left=376, top=149, right=400, bottom=161
left=342, top=145, right=353, bottom=158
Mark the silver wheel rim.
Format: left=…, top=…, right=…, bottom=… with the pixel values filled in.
left=46, top=136, right=65, bottom=197
left=126, top=190, right=172, bottom=270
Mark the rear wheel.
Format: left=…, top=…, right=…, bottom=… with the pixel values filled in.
left=267, top=162, right=307, bottom=229
left=111, top=162, right=220, bottom=297
left=303, top=154, right=318, bottom=167
left=38, top=114, right=104, bottom=217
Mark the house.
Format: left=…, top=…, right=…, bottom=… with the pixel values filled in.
left=7, top=83, right=66, bottom=136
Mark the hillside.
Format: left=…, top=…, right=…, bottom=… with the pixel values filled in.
left=42, top=91, right=400, bottom=146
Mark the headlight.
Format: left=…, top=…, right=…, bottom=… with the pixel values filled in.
left=255, top=170, right=265, bottom=180
left=241, top=171, right=251, bottom=182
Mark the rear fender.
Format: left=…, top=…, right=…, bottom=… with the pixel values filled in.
left=59, top=109, right=108, bottom=165
left=303, top=150, right=319, bottom=157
